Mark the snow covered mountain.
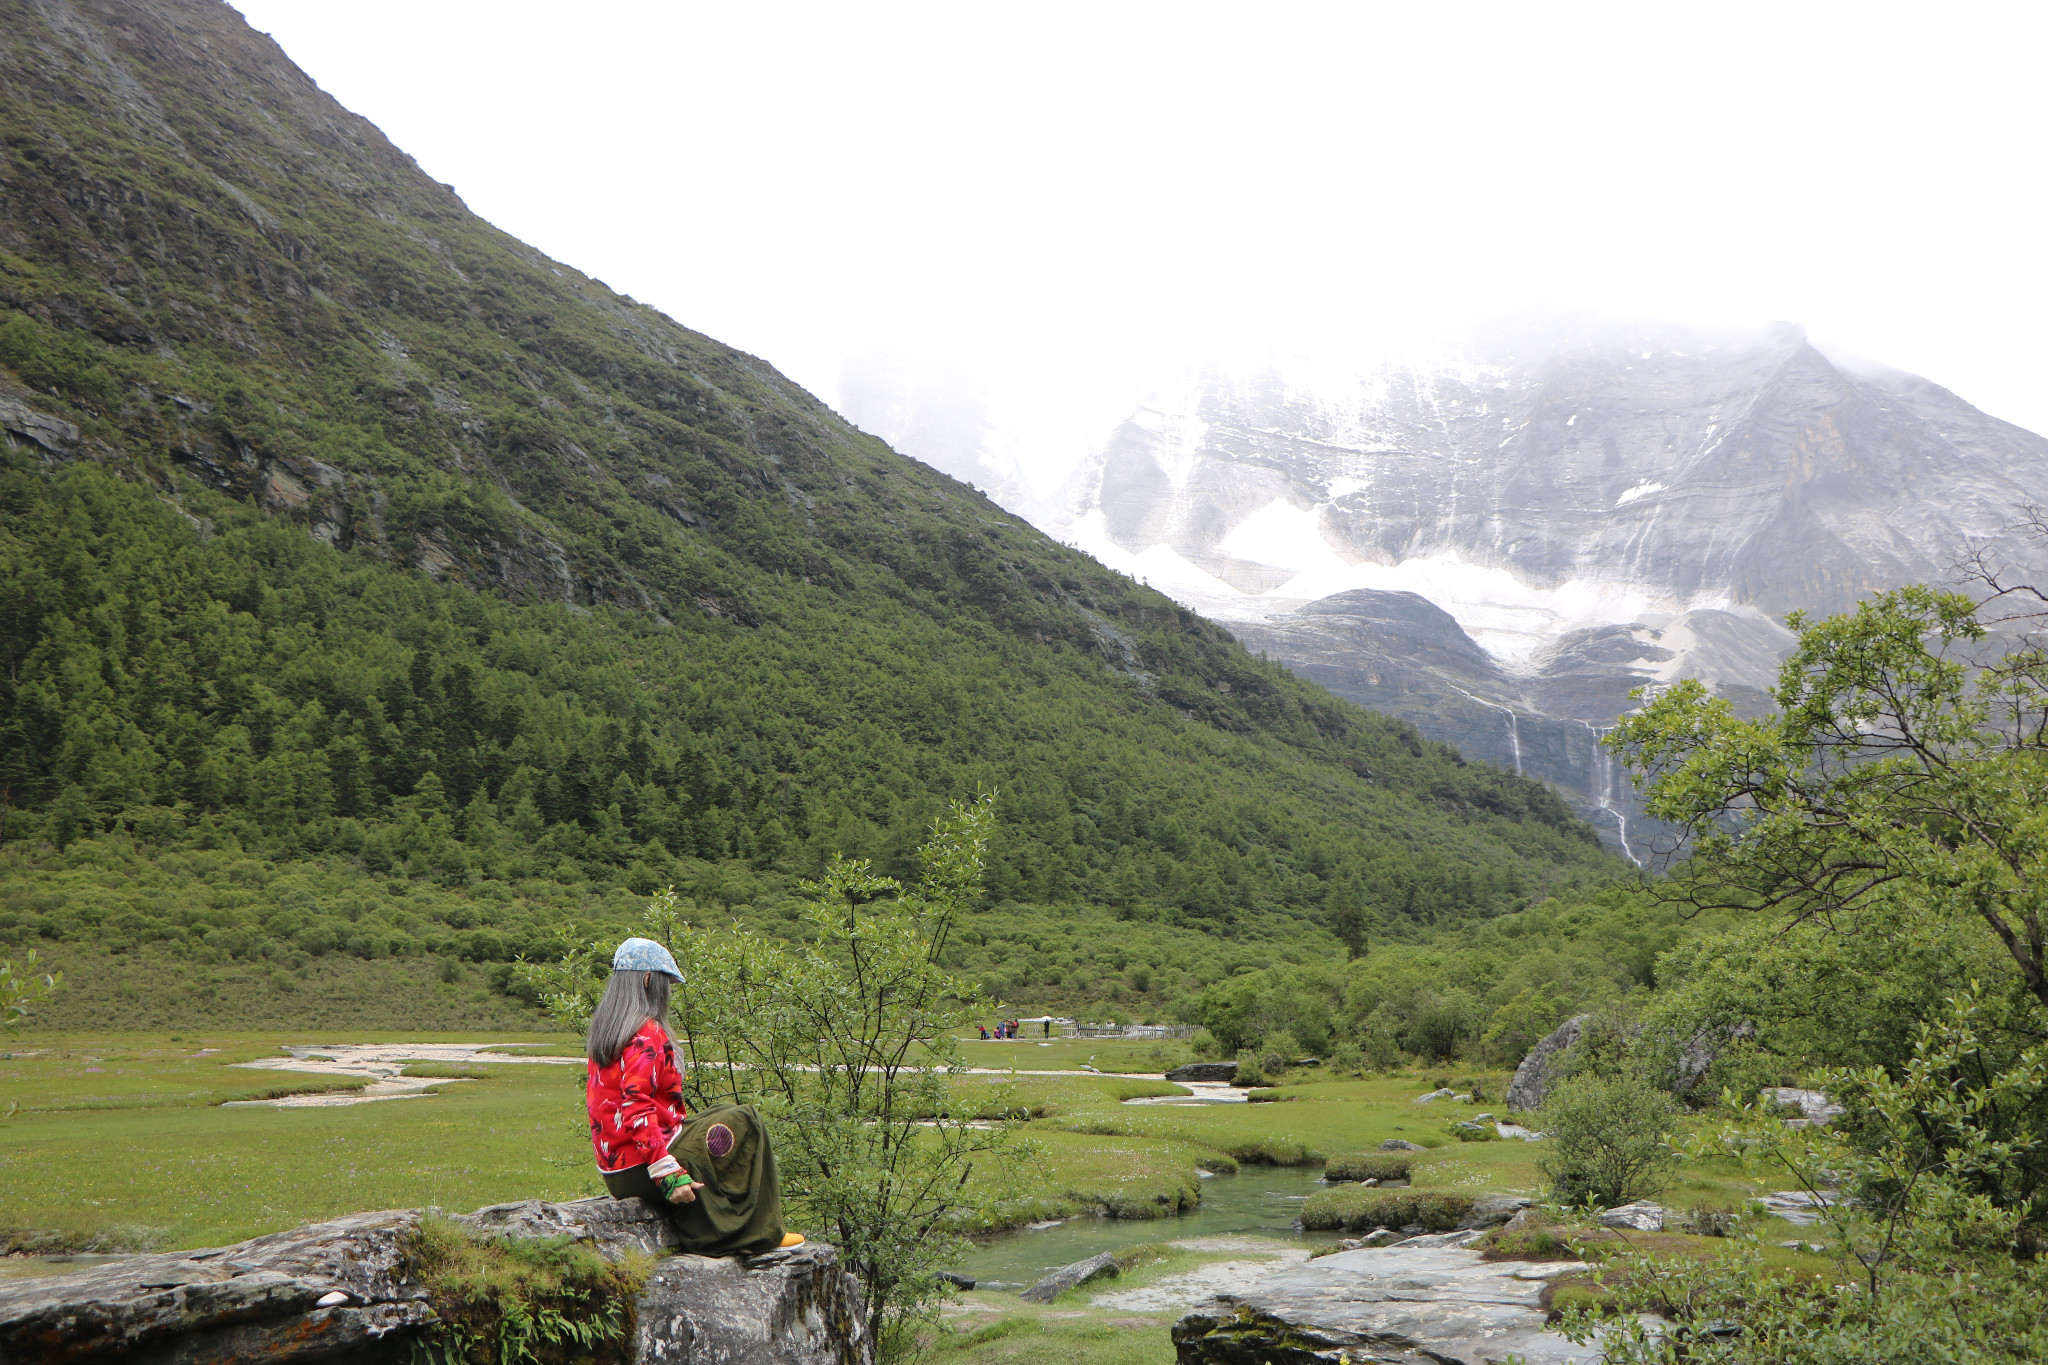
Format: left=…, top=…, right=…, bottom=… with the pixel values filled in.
left=837, top=318, right=2048, bottom=860
left=1040, top=319, right=2048, bottom=860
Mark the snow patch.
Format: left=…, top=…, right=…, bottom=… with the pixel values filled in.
left=1217, top=500, right=1348, bottom=573
left=1616, top=481, right=1665, bottom=507
left=1061, top=509, right=1245, bottom=603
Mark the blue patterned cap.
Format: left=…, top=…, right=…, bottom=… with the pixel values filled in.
left=612, top=937, right=682, bottom=981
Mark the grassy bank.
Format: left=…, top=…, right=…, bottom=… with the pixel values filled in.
left=1, top=1032, right=1776, bottom=1260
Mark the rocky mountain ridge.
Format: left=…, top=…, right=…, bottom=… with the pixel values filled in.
left=1047, top=323, right=2048, bottom=857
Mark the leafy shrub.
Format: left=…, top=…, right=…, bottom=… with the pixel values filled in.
left=1323, top=1042, right=1363, bottom=1075
left=1231, top=1051, right=1267, bottom=1087
left=1679, top=1203, right=1735, bottom=1237
left=1536, top=1071, right=1679, bottom=1208
left=1356, top=1004, right=1405, bottom=1070
left=1299, top=1187, right=1473, bottom=1232
left=1258, top=1029, right=1305, bottom=1075
left=1454, top=1077, right=1490, bottom=1104
left=1323, top=1153, right=1411, bottom=1183
left=409, top=1217, right=648, bottom=1365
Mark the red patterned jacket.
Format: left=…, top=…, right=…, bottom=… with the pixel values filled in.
left=586, top=1018, right=689, bottom=1173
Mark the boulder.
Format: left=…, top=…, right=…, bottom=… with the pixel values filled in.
left=1760, top=1087, right=1844, bottom=1127
left=1506, top=1014, right=1589, bottom=1111
left=637, top=1244, right=866, bottom=1365
left=1165, top=1062, right=1240, bottom=1084
left=0, top=396, right=80, bottom=455
left=0, top=1197, right=869, bottom=1365
left=1380, top=1139, right=1425, bottom=1152
left=1597, top=1201, right=1670, bottom=1232
left=1413, top=1087, right=1464, bottom=1103
left=1019, top=1252, right=1119, bottom=1303
left=1171, top=1243, right=1620, bottom=1364
left=1673, top=1021, right=1753, bottom=1096
left=1457, top=1196, right=1535, bottom=1230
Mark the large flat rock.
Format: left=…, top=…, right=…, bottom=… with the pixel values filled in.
left=1171, top=1242, right=1614, bottom=1365
left=0, top=1197, right=868, bottom=1365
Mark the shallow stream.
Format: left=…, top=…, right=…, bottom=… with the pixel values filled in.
left=958, top=1165, right=1344, bottom=1289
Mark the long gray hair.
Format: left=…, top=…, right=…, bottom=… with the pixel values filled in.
left=587, top=969, right=674, bottom=1067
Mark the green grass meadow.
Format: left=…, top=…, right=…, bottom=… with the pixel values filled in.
left=0, top=1034, right=1781, bottom=1253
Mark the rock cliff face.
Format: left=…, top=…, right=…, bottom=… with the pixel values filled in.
left=1053, top=324, right=2048, bottom=857
left=0, top=1197, right=869, bottom=1365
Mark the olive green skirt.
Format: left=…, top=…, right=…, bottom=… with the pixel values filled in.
left=602, top=1103, right=786, bottom=1257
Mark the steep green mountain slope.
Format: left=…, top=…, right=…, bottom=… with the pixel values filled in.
left=0, top=0, right=1617, bottom=1024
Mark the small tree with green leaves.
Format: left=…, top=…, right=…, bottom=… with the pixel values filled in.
left=1537, top=1068, right=1680, bottom=1209
left=673, top=795, right=1018, bottom=1355
left=1611, top=583, right=2048, bottom=1015
left=1, top=950, right=59, bottom=1031
left=510, top=935, right=608, bottom=1031
left=511, top=888, right=706, bottom=1031
left=1611, top=580, right=2048, bottom=1230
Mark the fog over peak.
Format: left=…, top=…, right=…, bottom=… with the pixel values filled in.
left=839, top=317, right=2048, bottom=862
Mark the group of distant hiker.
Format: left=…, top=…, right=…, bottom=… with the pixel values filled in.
left=977, top=1019, right=1050, bottom=1039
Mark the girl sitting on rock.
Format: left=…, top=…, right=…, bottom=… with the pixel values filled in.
left=586, top=937, right=803, bottom=1254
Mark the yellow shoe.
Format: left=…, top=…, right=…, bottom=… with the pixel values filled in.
left=778, top=1232, right=806, bottom=1249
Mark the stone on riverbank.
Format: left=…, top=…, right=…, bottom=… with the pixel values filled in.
left=0, top=1197, right=869, bottom=1365
left=1171, top=1243, right=1613, bottom=1364
left=1458, top=1197, right=1536, bottom=1230
left=1598, top=1200, right=1670, bottom=1231
left=1166, top=1062, right=1241, bottom=1084
left=1020, top=1251, right=1120, bottom=1303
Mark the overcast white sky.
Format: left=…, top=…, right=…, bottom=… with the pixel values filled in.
left=234, top=1, right=2048, bottom=494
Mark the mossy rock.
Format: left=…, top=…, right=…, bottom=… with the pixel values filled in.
left=1299, top=1188, right=1474, bottom=1233
left=1322, top=1153, right=1412, bottom=1183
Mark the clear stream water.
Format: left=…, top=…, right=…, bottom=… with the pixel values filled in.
left=957, top=1165, right=1347, bottom=1289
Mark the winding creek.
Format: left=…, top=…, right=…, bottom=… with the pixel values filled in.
left=960, top=1163, right=1344, bottom=1289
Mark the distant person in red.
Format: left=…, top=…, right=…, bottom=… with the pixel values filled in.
left=586, top=937, right=805, bottom=1254
left=977, top=1024, right=989, bottom=1040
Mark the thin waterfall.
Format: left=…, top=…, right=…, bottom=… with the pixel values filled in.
left=1447, top=685, right=1523, bottom=775
left=1576, top=720, right=1641, bottom=867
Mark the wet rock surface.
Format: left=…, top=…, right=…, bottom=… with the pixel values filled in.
left=1170, top=1242, right=1615, bottom=1365
left=0, top=1197, right=868, bottom=1365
